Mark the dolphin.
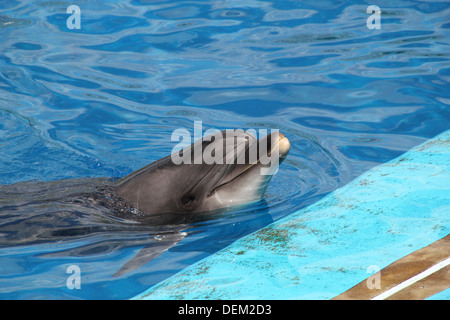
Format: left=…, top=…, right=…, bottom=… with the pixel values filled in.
left=111, top=130, right=290, bottom=275
left=0, top=130, right=290, bottom=277
left=114, top=130, right=290, bottom=219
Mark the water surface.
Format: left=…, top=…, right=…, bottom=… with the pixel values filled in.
left=0, top=0, right=449, bottom=299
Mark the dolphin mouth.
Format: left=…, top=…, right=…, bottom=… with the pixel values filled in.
left=207, top=132, right=290, bottom=197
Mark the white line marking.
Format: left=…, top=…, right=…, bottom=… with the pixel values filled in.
left=371, top=257, right=450, bottom=300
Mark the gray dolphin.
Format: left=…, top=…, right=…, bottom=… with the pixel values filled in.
left=115, top=130, right=290, bottom=218
left=111, top=130, right=290, bottom=276
left=0, top=130, right=290, bottom=277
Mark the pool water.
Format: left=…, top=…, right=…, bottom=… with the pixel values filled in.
left=0, top=0, right=449, bottom=299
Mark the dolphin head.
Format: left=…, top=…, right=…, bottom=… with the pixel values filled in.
left=114, top=130, right=290, bottom=218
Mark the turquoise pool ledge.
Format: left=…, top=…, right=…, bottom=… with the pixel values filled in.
left=135, top=130, right=450, bottom=300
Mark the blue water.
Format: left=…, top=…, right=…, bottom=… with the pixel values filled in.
left=0, top=0, right=449, bottom=299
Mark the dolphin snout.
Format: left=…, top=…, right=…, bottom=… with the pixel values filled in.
left=276, top=132, right=290, bottom=158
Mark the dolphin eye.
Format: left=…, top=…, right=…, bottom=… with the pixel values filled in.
left=180, top=193, right=197, bottom=210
